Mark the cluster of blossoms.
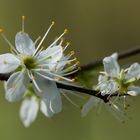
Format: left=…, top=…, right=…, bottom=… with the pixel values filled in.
left=82, top=53, right=140, bottom=121
left=0, top=17, right=80, bottom=127
left=0, top=17, right=140, bottom=127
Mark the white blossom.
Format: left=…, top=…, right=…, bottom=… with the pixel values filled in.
left=0, top=18, right=79, bottom=103
left=82, top=53, right=140, bottom=118
left=81, top=95, right=128, bottom=123
left=97, top=53, right=140, bottom=96
left=20, top=93, right=62, bottom=127
left=0, top=17, right=80, bottom=127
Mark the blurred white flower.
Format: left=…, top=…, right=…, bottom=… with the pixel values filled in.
left=81, top=96, right=100, bottom=117
left=81, top=96, right=128, bottom=123
left=97, top=53, right=140, bottom=96
left=20, top=93, right=62, bottom=127
left=81, top=53, right=140, bottom=120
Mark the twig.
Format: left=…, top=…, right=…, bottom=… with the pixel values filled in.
left=0, top=73, right=127, bottom=103
left=0, top=47, right=138, bottom=102
left=57, top=83, right=109, bottom=102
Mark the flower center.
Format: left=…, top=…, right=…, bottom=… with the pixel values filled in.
left=23, top=56, right=37, bottom=70
left=114, top=77, right=130, bottom=93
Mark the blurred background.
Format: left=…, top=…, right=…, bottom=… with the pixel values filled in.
left=0, top=0, right=140, bottom=140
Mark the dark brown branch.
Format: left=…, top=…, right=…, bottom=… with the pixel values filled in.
left=0, top=73, right=109, bottom=102
left=0, top=73, right=127, bottom=103
left=0, top=47, right=137, bottom=102
left=74, top=46, right=140, bottom=74
left=57, top=83, right=109, bottom=102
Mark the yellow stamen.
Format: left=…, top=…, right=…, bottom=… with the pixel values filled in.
left=0, top=28, right=3, bottom=33
left=22, top=16, right=26, bottom=20
left=36, top=36, right=41, bottom=41
left=41, top=46, right=45, bottom=50
left=76, top=61, right=80, bottom=65
left=61, top=37, right=64, bottom=41
left=32, top=75, right=35, bottom=80
left=22, top=16, right=26, bottom=32
left=52, top=21, right=55, bottom=25
left=64, top=29, right=68, bottom=33
left=74, top=57, right=77, bottom=61
left=67, top=42, right=70, bottom=45
left=67, top=61, right=71, bottom=65
left=33, top=21, right=55, bottom=56
left=52, top=67, right=56, bottom=72
left=70, top=51, right=75, bottom=55
left=55, top=77, right=61, bottom=81
left=71, top=78, right=75, bottom=82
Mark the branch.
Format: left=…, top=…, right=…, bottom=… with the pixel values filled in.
left=57, top=83, right=109, bottom=102
left=0, top=73, right=127, bottom=103
left=73, top=46, right=140, bottom=75
left=0, top=47, right=137, bottom=102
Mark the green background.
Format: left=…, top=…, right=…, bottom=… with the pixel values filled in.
left=0, top=0, right=140, bottom=140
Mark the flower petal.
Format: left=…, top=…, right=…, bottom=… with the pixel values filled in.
left=38, top=44, right=63, bottom=61
left=50, top=92, right=62, bottom=114
left=127, top=86, right=140, bottom=96
left=33, top=72, right=58, bottom=100
left=125, top=63, right=140, bottom=80
left=15, top=32, right=35, bottom=55
left=0, top=53, right=20, bottom=73
left=98, top=75, right=108, bottom=84
left=55, top=56, right=68, bottom=72
left=81, top=97, right=100, bottom=117
left=5, top=71, right=29, bottom=102
left=20, top=96, right=39, bottom=127
left=103, top=53, right=120, bottom=77
left=40, top=99, right=54, bottom=117
left=97, top=76, right=118, bottom=95
left=37, top=45, right=63, bottom=70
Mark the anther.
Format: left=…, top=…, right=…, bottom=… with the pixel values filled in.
left=70, top=51, right=75, bottom=55
left=22, top=16, right=26, bottom=20
left=76, top=61, right=80, bottom=65
left=0, top=28, right=3, bottom=33
left=52, top=67, right=56, bottom=72
left=52, top=21, right=55, bottom=25
left=40, top=45, right=45, bottom=49
left=64, top=29, right=68, bottom=33
left=38, top=36, right=41, bottom=40
left=55, top=77, right=61, bottom=81
left=67, top=42, right=70, bottom=45
left=71, top=78, right=75, bottom=82
left=61, top=37, right=64, bottom=41
left=67, top=61, right=71, bottom=65
left=32, top=75, right=35, bottom=80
